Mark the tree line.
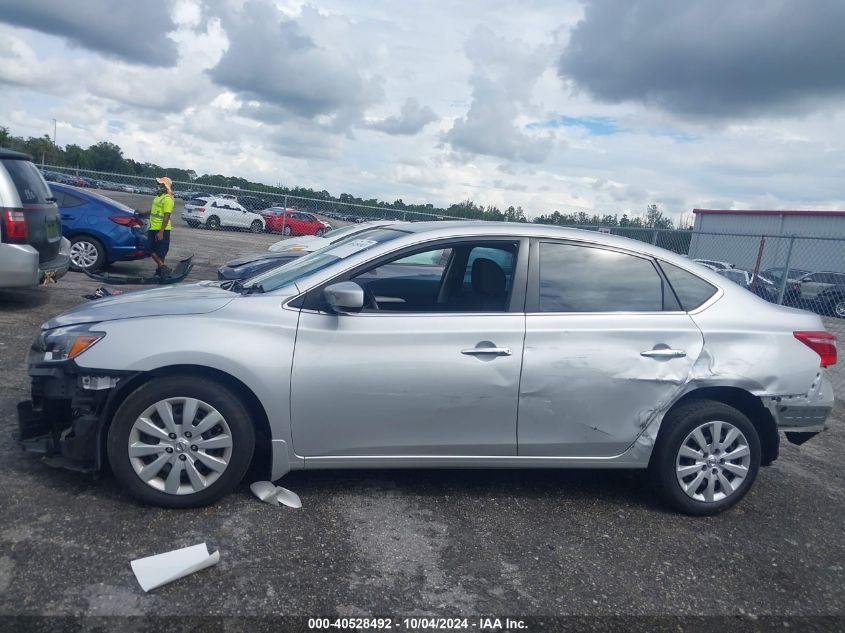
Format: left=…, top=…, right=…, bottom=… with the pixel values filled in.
left=0, top=127, right=682, bottom=229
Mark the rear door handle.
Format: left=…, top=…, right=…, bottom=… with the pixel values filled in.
left=640, top=349, right=687, bottom=358
left=461, top=347, right=512, bottom=356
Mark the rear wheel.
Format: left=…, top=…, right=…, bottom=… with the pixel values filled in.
left=206, top=216, right=220, bottom=230
left=651, top=399, right=760, bottom=516
left=107, top=376, right=255, bottom=508
left=69, top=235, right=105, bottom=272
left=250, top=220, right=263, bottom=233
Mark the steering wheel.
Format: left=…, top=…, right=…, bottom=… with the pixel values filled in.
left=361, top=283, right=380, bottom=311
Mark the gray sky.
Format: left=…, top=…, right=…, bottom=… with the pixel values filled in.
left=2, top=0, right=844, bottom=220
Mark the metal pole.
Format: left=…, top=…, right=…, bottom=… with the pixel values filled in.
left=776, top=236, right=795, bottom=305
left=282, top=195, right=287, bottom=236
left=750, top=236, right=765, bottom=293
left=651, top=229, right=658, bottom=245
left=52, top=119, right=57, bottom=145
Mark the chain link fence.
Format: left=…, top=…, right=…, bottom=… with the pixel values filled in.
left=39, top=165, right=469, bottom=231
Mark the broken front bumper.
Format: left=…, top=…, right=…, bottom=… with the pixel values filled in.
left=764, top=369, right=835, bottom=444
left=17, top=361, right=132, bottom=472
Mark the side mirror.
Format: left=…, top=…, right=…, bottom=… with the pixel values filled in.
left=323, top=281, right=364, bottom=314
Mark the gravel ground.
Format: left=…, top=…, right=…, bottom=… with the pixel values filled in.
left=0, top=194, right=843, bottom=621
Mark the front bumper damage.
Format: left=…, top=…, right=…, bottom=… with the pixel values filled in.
left=17, top=361, right=133, bottom=473
left=763, top=369, right=835, bottom=445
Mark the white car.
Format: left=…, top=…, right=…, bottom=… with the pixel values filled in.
left=268, top=220, right=402, bottom=252
left=182, top=196, right=265, bottom=232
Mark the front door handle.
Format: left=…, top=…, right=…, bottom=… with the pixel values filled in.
left=461, top=347, right=513, bottom=356
left=640, top=349, right=687, bottom=358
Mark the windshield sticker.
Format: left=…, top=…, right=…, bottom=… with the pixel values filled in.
left=325, top=239, right=378, bottom=258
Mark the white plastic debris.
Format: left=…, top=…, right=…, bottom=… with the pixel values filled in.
left=250, top=481, right=302, bottom=509
left=130, top=543, right=220, bottom=592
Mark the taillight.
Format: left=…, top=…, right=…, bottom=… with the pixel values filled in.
left=195, top=207, right=205, bottom=213
left=109, top=215, right=142, bottom=228
left=2, top=209, right=27, bottom=243
left=794, top=331, right=837, bottom=367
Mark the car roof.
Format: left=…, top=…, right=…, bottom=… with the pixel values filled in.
left=0, top=148, right=33, bottom=161
left=387, top=221, right=722, bottom=270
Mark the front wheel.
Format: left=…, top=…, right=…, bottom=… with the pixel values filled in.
left=651, top=399, right=760, bottom=516
left=107, top=376, right=255, bottom=508
left=250, top=220, right=263, bottom=233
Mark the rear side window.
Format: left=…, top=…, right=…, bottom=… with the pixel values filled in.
left=2, top=159, right=52, bottom=205
left=538, top=243, right=676, bottom=312
left=659, top=261, right=718, bottom=311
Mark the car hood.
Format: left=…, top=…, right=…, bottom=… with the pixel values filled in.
left=224, top=252, right=296, bottom=267
left=43, top=281, right=236, bottom=329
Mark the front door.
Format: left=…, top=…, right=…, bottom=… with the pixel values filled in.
left=290, top=238, right=527, bottom=457
left=518, top=240, right=705, bottom=457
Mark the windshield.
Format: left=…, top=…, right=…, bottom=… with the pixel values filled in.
left=244, top=227, right=408, bottom=292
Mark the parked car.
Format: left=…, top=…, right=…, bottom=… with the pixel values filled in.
left=49, top=183, right=148, bottom=272
left=716, top=268, right=778, bottom=301
left=761, top=267, right=812, bottom=286
left=260, top=208, right=331, bottom=236
left=236, top=195, right=270, bottom=212
left=787, top=271, right=845, bottom=318
left=693, top=259, right=735, bottom=270
left=0, top=149, right=70, bottom=287
left=17, top=223, right=836, bottom=515
left=182, top=195, right=265, bottom=232
left=217, top=251, right=302, bottom=281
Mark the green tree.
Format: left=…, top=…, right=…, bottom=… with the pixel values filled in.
left=86, top=141, right=124, bottom=172
left=644, top=203, right=674, bottom=229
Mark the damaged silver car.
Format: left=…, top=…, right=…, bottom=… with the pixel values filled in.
left=17, top=223, right=836, bottom=515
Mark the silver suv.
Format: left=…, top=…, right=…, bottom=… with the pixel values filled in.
left=17, top=223, right=836, bottom=515
left=0, top=149, right=70, bottom=287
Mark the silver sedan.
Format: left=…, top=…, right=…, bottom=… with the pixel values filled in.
left=17, top=223, right=836, bottom=515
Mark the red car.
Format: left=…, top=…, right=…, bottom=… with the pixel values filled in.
left=260, top=208, right=331, bottom=236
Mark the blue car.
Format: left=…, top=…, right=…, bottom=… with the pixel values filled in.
left=49, top=183, right=149, bottom=272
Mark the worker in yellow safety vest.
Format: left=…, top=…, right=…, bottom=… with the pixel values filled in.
left=137, top=176, right=175, bottom=277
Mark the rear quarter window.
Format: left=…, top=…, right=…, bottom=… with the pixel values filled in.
left=2, top=159, right=52, bottom=205
left=659, top=261, right=718, bottom=311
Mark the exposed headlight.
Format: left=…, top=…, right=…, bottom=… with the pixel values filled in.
left=34, top=326, right=105, bottom=363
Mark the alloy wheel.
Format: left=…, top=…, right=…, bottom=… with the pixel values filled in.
left=835, top=300, right=845, bottom=319
left=127, top=397, right=233, bottom=495
left=675, top=420, right=751, bottom=503
left=70, top=240, right=100, bottom=269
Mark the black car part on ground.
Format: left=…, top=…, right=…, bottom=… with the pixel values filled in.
left=83, top=255, right=194, bottom=285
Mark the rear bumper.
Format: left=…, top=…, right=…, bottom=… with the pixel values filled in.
left=0, top=238, right=70, bottom=287
left=764, top=369, right=835, bottom=437
left=38, top=238, right=71, bottom=284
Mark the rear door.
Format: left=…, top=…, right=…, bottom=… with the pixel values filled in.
left=1, top=159, right=61, bottom=261
left=518, top=240, right=705, bottom=457
left=800, top=273, right=833, bottom=300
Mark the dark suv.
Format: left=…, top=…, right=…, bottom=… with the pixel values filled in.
left=0, top=149, right=70, bottom=287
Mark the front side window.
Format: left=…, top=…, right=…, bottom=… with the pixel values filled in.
left=538, top=243, right=676, bottom=312
left=345, top=240, right=519, bottom=313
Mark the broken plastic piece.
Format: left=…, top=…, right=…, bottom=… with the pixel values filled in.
left=130, top=543, right=219, bottom=592
left=250, top=481, right=302, bottom=509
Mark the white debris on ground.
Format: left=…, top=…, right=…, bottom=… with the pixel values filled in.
left=250, top=481, right=302, bottom=509
left=130, top=543, right=220, bottom=592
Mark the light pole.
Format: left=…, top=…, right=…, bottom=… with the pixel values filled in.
left=51, top=119, right=57, bottom=145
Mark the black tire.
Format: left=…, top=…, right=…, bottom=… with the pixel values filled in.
left=250, top=220, right=263, bottom=233
left=283, top=224, right=292, bottom=236
left=107, top=376, right=255, bottom=508
left=69, top=235, right=106, bottom=272
left=206, top=216, right=220, bottom=230
left=650, top=399, right=761, bottom=516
